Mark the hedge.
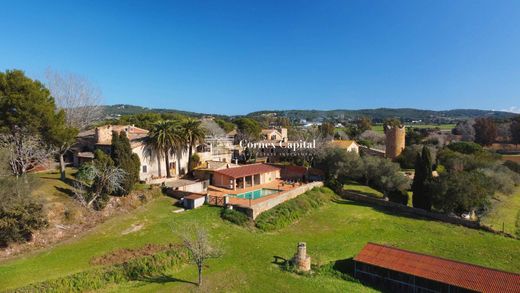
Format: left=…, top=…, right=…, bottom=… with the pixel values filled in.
left=255, top=187, right=335, bottom=231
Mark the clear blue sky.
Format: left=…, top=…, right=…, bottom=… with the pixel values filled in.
left=1, top=1, right=519, bottom=115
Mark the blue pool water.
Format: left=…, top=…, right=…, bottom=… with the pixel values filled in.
left=228, top=188, right=280, bottom=200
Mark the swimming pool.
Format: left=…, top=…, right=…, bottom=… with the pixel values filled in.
left=228, top=188, right=280, bottom=200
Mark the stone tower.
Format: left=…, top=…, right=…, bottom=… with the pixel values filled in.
left=385, top=125, right=405, bottom=160
left=95, top=125, right=113, bottom=145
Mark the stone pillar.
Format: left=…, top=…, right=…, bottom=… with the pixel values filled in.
left=293, top=242, right=311, bottom=272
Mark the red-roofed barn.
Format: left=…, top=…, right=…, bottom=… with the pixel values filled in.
left=354, top=242, right=520, bottom=293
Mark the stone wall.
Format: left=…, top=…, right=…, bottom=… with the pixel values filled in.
left=342, top=190, right=517, bottom=238
left=239, top=181, right=323, bottom=219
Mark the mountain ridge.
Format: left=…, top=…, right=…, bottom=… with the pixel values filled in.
left=102, top=104, right=518, bottom=123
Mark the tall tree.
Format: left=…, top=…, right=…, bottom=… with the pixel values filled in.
left=111, top=131, right=140, bottom=195
left=430, top=171, right=493, bottom=216
left=318, top=122, right=335, bottom=139
left=356, top=117, right=372, bottom=133
left=45, top=69, right=103, bottom=180
left=453, top=119, right=476, bottom=141
left=234, top=117, right=261, bottom=141
left=0, top=70, right=71, bottom=177
left=181, top=118, right=206, bottom=174
left=511, top=117, right=520, bottom=146
left=473, top=117, right=497, bottom=146
left=412, top=146, right=433, bottom=210
left=148, top=121, right=181, bottom=178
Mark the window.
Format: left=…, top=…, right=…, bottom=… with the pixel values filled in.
left=142, top=165, right=147, bottom=173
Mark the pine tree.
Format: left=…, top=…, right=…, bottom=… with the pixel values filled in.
left=412, top=146, right=433, bottom=210
left=111, top=131, right=140, bottom=195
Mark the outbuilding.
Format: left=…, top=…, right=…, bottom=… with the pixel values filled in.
left=182, top=193, right=206, bottom=210
left=354, top=242, right=520, bottom=293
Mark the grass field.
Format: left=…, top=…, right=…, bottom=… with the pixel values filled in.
left=33, top=169, right=85, bottom=224
left=372, top=124, right=455, bottom=133
left=343, top=180, right=383, bottom=198
left=481, top=187, right=520, bottom=237
left=1, top=188, right=519, bottom=292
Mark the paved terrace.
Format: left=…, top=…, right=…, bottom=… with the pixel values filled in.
left=208, top=179, right=304, bottom=207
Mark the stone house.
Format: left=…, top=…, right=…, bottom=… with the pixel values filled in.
left=261, top=128, right=288, bottom=142
left=72, top=125, right=190, bottom=182
left=328, top=140, right=360, bottom=154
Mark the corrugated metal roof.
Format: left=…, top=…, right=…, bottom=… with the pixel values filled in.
left=354, top=242, right=520, bottom=293
left=214, top=163, right=280, bottom=179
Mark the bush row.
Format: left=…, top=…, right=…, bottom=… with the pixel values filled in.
left=12, top=248, right=188, bottom=293
left=255, top=187, right=335, bottom=231
left=220, top=208, right=251, bottom=227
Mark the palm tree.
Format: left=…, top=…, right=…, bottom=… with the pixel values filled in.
left=148, top=120, right=180, bottom=178
left=181, top=118, right=206, bottom=174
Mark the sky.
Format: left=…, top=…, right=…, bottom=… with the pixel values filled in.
left=1, top=0, right=520, bottom=115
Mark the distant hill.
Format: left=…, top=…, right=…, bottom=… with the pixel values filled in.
left=246, top=108, right=518, bottom=123
left=102, top=104, right=213, bottom=118
left=101, top=105, right=517, bottom=123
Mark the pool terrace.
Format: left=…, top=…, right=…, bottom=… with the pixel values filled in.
left=208, top=179, right=302, bottom=206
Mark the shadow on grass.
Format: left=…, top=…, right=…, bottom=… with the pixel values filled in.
left=343, top=189, right=382, bottom=198
left=55, top=186, right=76, bottom=198
left=138, top=273, right=198, bottom=285
left=331, top=257, right=355, bottom=276
left=331, top=198, right=431, bottom=222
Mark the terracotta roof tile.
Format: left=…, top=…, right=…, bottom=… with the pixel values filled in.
left=354, top=242, right=520, bottom=293
left=214, top=164, right=280, bottom=179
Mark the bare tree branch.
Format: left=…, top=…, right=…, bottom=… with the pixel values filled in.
left=180, top=225, right=221, bottom=287
left=0, top=130, right=55, bottom=176
left=45, top=69, right=104, bottom=130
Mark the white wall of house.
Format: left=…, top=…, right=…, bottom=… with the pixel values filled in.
left=132, top=144, right=190, bottom=182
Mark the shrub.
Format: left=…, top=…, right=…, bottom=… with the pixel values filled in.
left=0, top=195, right=47, bottom=247
left=388, top=189, right=409, bottom=205
left=220, top=208, right=251, bottom=226
left=0, top=175, right=47, bottom=248
left=447, top=141, right=483, bottom=154
left=255, top=187, right=334, bottom=231
left=14, top=248, right=188, bottom=292
left=504, top=160, right=520, bottom=174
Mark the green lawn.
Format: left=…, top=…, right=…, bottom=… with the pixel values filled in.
left=1, top=191, right=519, bottom=292
left=481, top=187, right=520, bottom=237
left=343, top=180, right=383, bottom=198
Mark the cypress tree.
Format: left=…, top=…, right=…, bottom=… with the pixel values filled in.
left=111, top=131, right=140, bottom=195
left=412, top=152, right=425, bottom=208
left=422, top=146, right=433, bottom=211
left=412, top=146, right=433, bottom=210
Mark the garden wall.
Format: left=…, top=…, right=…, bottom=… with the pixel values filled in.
left=341, top=190, right=517, bottom=238
left=239, top=181, right=324, bottom=219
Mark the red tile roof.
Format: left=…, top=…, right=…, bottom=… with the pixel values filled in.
left=214, top=164, right=280, bottom=179
left=354, top=243, right=520, bottom=293
left=184, top=193, right=206, bottom=200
